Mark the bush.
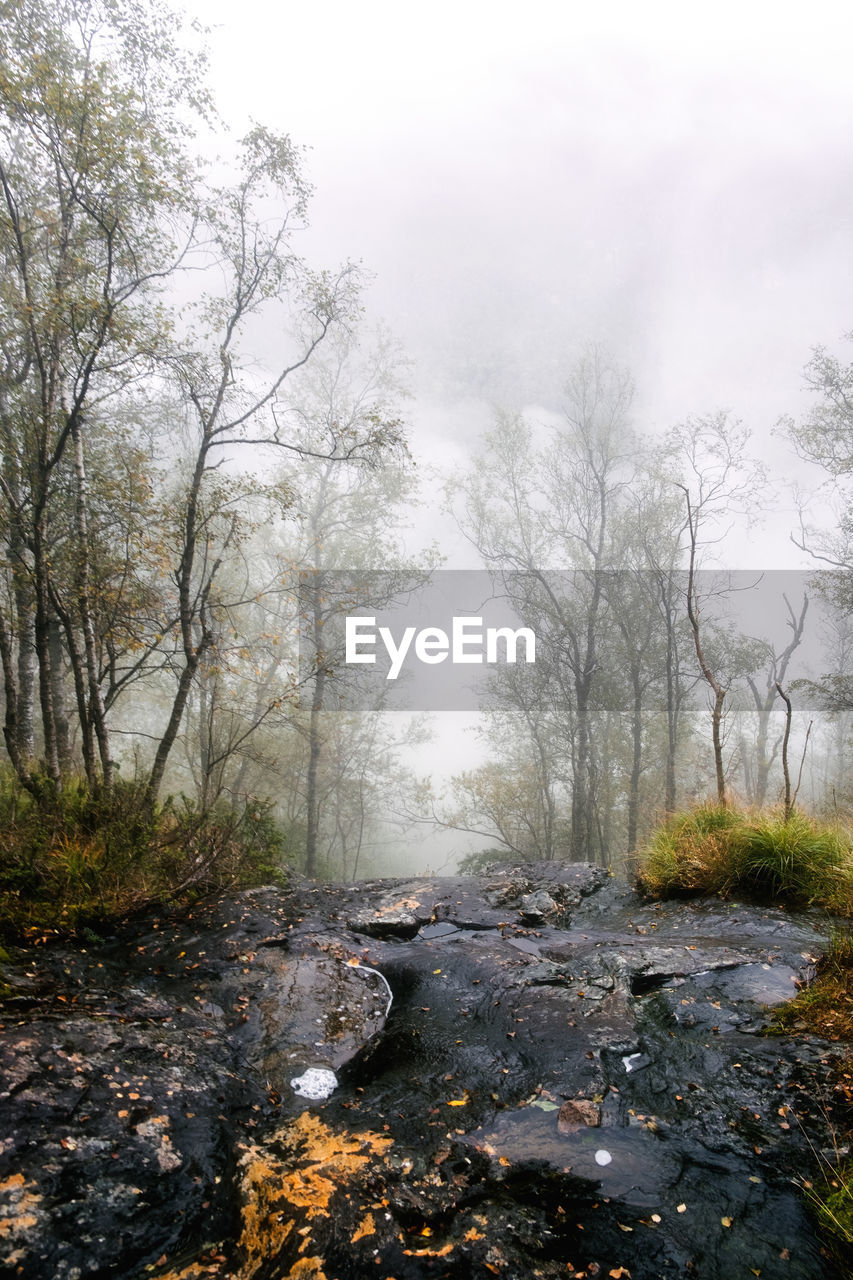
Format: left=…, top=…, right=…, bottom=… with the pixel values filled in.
left=0, top=769, right=291, bottom=940
left=733, top=812, right=853, bottom=910
left=638, top=803, right=853, bottom=914
left=637, top=803, right=742, bottom=897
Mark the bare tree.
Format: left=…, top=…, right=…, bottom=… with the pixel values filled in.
left=670, top=413, right=766, bottom=805
left=742, top=593, right=809, bottom=805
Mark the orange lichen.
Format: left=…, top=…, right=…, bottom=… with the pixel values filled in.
left=286, top=1259, right=328, bottom=1279
left=0, top=1174, right=43, bottom=1240
left=402, top=1242, right=455, bottom=1258
left=236, top=1112, right=392, bottom=1278
left=351, top=1212, right=377, bottom=1242
left=150, top=1262, right=220, bottom=1280
left=376, top=898, right=420, bottom=915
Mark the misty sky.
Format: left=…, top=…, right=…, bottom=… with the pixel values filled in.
left=184, top=0, right=853, bottom=570
left=173, top=0, right=853, bottom=868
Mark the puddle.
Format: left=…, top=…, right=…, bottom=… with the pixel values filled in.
left=463, top=1105, right=680, bottom=1207
left=687, top=962, right=802, bottom=1006
left=418, top=921, right=460, bottom=940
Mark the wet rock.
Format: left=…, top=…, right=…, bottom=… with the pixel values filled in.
left=0, top=867, right=846, bottom=1279
left=519, top=888, right=558, bottom=920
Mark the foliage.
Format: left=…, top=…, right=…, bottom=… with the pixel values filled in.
left=457, top=845, right=520, bottom=874
left=805, top=1164, right=853, bottom=1271
left=0, top=768, right=289, bottom=939
left=768, top=930, right=853, bottom=1269
left=638, top=804, right=853, bottom=912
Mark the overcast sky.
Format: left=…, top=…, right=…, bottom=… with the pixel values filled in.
left=186, top=0, right=853, bottom=568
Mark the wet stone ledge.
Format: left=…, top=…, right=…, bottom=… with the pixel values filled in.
left=0, top=865, right=846, bottom=1279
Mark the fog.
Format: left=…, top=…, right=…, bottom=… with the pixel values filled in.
left=180, top=1, right=852, bottom=571
left=196, top=12, right=849, bottom=387
left=158, top=0, right=853, bottom=873
left=6, top=0, right=852, bottom=881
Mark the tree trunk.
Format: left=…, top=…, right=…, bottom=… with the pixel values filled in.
left=682, top=491, right=727, bottom=806
left=145, top=656, right=201, bottom=808
left=626, top=665, right=643, bottom=855
left=48, top=617, right=71, bottom=771
left=303, top=575, right=327, bottom=878
left=71, top=416, right=112, bottom=789
left=32, top=516, right=61, bottom=787
left=13, top=567, right=36, bottom=763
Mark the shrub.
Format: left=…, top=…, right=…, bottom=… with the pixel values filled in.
left=732, top=812, right=853, bottom=910
left=0, top=769, right=291, bottom=939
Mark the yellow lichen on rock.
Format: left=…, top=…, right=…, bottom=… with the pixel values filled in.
left=351, top=1211, right=376, bottom=1242
left=0, top=1173, right=43, bottom=1241
left=236, top=1111, right=393, bottom=1278
left=286, top=1259, right=328, bottom=1279
left=148, top=1262, right=219, bottom=1280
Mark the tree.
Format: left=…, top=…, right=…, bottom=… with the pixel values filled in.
left=0, top=0, right=405, bottom=808
left=742, top=593, right=809, bottom=806
left=138, top=127, right=387, bottom=809
left=668, top=413, right=766, bottom=805
left=451, top=349, right=637, bottom=862
left=0, top=0, right=203, bottom=793
left=277, top=330, right=426, bottom=876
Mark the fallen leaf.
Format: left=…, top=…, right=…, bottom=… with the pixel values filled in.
left=721, top=1216, right=732, bottom=1227
left=677, top=1203, right=687, bottom=1213
left=558, top=1099, right=600, bottom=1133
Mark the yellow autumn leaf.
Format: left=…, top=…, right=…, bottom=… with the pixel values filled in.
left=721, top=1216, right=732, bottom=1227
left=446, top=1099, right=467, bottom=1107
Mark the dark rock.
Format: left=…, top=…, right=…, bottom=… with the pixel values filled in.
left=0, top=867, right=845, bottom=1279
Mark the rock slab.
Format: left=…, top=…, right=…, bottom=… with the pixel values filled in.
left=0, top=865, right=846, bottom=1279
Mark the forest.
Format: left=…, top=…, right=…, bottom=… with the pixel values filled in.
left=0, top=0, right=851, bottom=932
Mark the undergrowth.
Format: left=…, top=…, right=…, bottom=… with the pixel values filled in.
left=0, top=769, right=293, bottom=941
left=770, top=932, right=853, bottom=1272
left=640, top=803, right=853, bottom=1265
left=638, top=803, right=853, bottom=914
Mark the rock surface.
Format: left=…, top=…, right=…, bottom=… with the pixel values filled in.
left=0, top=864, right=847, bottom=1278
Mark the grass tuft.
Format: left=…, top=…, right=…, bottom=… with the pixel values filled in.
left=638, top=804, right=853, bottom=914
